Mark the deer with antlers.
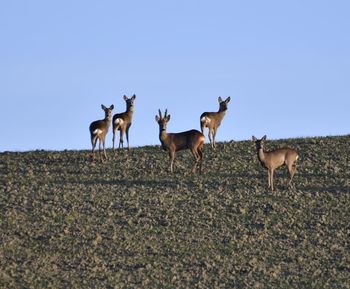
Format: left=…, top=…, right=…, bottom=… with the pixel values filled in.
left=156, top=109, right=205, bottom=173
left=252, top=135, right=299, bottom=191
left=200, top=96, right=231, bottom=149
left=89, top=104, right=114, bottom=160
left=112, top=94, right=136, bottom=150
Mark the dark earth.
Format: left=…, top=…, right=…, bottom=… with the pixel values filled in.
left=1, top=136, right=349, bottom=288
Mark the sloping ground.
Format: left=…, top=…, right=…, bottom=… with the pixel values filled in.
left=1, top=136, right=349, bottom=288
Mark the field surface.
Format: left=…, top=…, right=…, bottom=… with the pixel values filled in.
left=1, top=136, right=349, bottom=288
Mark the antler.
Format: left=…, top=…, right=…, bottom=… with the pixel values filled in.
left=164, top=109, right=168, bottom=118
left=158, top=109, right=163, bottom=119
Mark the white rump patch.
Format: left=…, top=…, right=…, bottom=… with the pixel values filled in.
left=114, top=118, right=124, bottom=126
left=93, top=129, right=103, bottom=135
left=201, top=116, right=211, bottom=125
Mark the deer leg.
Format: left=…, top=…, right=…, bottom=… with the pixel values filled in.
left=98, top=138, right=103, bottom=161
left=103, top=138, right=107, bottom=160
left=91, top=135, right=98, bottom=160
left=112, top=127, right=117, bottom=151
left=267, top=170, right=271, bottom=188
left=200, top=124, right=205, bottom=134
left=270, top=169, right=275, bottom=191
left=169, top=150, right=175, bottom=173
left=126, top=127, right=130, bottom=150
left=208, top=129, right=213, bottom=148
left=191, top=148, right=200, bottom=173
left=197, top=146, right=203, bottom=173
left=213, top=128, right=217, bottom=148
left=288, top=163, right=297, bottom=187
left=119, top=129, right=124, bottom=149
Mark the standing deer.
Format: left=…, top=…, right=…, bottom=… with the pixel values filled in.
left=156, top=109, right=205, bottom=173
left=112, top=95, right=136, bottom=150
left=89, top=104, right=114, bottom=160
left=252, top=135, right=299, bottom=191
left=200, top=96, right=231, bottom=149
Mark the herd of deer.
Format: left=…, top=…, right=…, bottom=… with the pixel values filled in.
left=89, top=95, right=299, bottom=191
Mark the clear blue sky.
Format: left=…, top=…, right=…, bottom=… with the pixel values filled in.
left=1, top=0, right=349, bottom=151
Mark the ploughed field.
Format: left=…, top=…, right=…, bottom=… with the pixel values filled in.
left=1, top=136, right=349, bottom=288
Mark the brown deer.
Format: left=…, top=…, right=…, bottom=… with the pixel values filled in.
left=252, top=135, right=299, bottom=191
left=112, top=94, right=136, bottom=150
left=156, top=109, right=205, bottom=173
left=89, top=104, right=114, bottom=160
left=200, top=96, right=231, bottom=149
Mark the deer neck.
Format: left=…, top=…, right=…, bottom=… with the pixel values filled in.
left=121, top=109, right=132, bottom=123
left=104, top=115, right=112, bottom=127
left=159, top=129, right=168, bottom=146
left=216, top=108, right=227, bottom=121
left=257, top=148, right=266, bottom=163
left=126, top=105, right=134, bottom=116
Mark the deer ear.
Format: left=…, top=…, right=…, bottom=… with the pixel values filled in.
left=123, top=95, right=128, bottom=101
left=167, top=115, right=171, bottom=121
left=110, top=104, right=114, bottom=110
left=218, top=96, right=223, bottom=103
left=101, top=104, right=107, bottom=110
left=252, top=136, right=257, bottom=142
left=132, top=94, right=136, bottom=100
left=155, top=115, right=160, bottom=122
left=262, top=135, right=267, bottom=141
left=226, top=96, right=231, bottom=103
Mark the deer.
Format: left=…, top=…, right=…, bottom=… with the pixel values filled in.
left=200, top=96, right=231, bottom=149
left=155, top=109, right=205, bottom=173
left=89, top=104, right=114, bottom=160
left=112, top=94, right=136, bottom=151
left=252, top=135, right=299, bottom=191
